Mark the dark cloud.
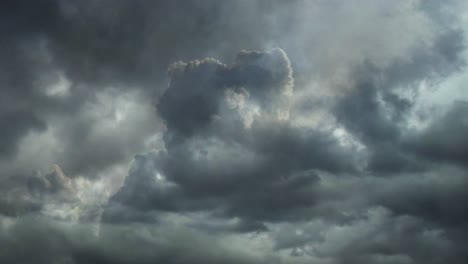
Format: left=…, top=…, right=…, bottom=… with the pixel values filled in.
left=405, top=101, right=468, bottom=167
left=0, top=111, right=45, bottom=157
left=379, top=171, right=468, bottom=228
left=158, top=48, right=293, bottom=136
left=0, top=0, right=295, bottom=180
left=333, top=26, right=466, bottom=174
left=334, top=79, right=424, bottom=174
left=1, top=0, right=468, bottom=263
left=106, top=48, right=358, bottom=226
left=0, top=217, right=270, bottom=264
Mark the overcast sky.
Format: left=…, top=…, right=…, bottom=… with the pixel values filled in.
left=1, top=1, right=468, bottom=263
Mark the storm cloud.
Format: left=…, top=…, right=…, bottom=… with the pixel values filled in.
left=1, top=0, right=468, bottom=263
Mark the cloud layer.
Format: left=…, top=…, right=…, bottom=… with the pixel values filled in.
left=1, top=0, right=468, bottom=263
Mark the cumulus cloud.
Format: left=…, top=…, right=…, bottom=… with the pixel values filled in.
left=1, top=0, right=468, bottom=263
left=106, top=48, right=358, bottom=226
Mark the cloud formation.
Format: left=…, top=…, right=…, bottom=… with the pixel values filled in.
left=1, top=0, right=468, bottom=263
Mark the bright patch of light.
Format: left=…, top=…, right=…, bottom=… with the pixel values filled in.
left=224, top=88, right=261, bottom=128
left=332, top=127, right=366, bottom=151
left=44, top=73, right=71, bottom=98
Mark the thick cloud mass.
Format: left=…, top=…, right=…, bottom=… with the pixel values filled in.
left=1, top=0, right=468, bottom=263
left=106, top=49, right=356, bottom=226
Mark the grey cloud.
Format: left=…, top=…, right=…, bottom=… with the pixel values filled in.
left=378, top=169, right=468, bottom=228
left=333, top=27, right=466, bottom=174
left=158, top=58, right=227, bottom=136
left=405, top=101, right=468, bottom=167
left=269, top=173, right=468, bottom=264
left=0, top=165, right=98, bottom=221
left=0, top=0, right=293, bottom=181
left=158, top=48, right=293, bottom=136
left=0, top=217, right=274, bottom=264
left=0, top=110, right=45, bottom=157
left=2, top=0, right=468, bottom=263
left=105, top=48, right=360, bottom=229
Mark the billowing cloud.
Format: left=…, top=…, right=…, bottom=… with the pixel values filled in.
left=106, top=48, right=358, bottom=226
left=1, top=0, right=468, bottom=264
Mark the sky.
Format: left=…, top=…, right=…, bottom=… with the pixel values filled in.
left=1, top=0, right=468, bottom=263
